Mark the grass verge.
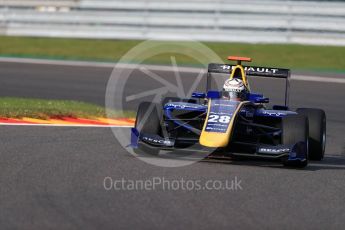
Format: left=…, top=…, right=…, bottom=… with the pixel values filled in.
left=0, top=97, right=135, bottom=119
left=1, top=36, right=345, bottom=72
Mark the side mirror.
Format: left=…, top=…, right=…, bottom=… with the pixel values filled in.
left=192, top=92, right=206, bottom=99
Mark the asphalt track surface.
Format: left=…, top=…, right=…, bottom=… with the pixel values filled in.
left=1, top=60, right=345, bottom=229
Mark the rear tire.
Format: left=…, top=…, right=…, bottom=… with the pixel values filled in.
left=296, top=108, right=326, bottom=161
left=281, top=115, right=309, bottom=168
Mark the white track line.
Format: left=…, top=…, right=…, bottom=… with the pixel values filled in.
left=0, top=57, right=115, bottom=68
left=0, top=57, right=203, bottom=73
left=0, top=57, right=343, bottom=83
left=0, top=123, right=133, bottom=128
left=291, top=75, right=345, bottom=84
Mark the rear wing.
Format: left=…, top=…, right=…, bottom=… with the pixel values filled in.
left=207, top=63, right=291, bottom=106
left=208, top=63, right=290, bottom=79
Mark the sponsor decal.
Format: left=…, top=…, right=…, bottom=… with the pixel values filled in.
left=214, top=103, right=235, bottom=107
left=261, top=110, right=286, bottom=117
left=258, top=147, right=290, bottom=154
left=205, top=100, right=240, bottom=133
left=142, top=136, right=174, bottom=147
left=165, top=103, right=204, bottom=110
left=221, top=65, right=279, bottom=74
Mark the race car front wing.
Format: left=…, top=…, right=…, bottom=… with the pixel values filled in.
left=130, top=128, right=307, bottom=163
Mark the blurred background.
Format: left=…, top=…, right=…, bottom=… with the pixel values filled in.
left=1, top=0, right=345, bottom=71
left=0, top=0, right=344, bottom=45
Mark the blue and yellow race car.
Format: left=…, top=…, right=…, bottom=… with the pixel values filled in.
left=131, top=56, right=326, bottom=168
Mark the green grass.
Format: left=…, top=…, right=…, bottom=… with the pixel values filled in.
left=1, top=36, right=345, bottom=72
left=0, top=97, right=135, bottom=119
left=0, top=36, right=344, bottom=118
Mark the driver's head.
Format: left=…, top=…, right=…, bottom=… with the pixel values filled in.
left=222, top=78, right=248, bottom=101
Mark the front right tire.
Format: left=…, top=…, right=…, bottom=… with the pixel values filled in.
left=134, top=102, right=162, bottom=155
left=281, top=115, right=309, bottom=168
left=135, top=102, right=161, bottom=135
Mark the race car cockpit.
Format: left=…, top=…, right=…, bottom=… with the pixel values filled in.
left=221, top=56, right=251, bottom=101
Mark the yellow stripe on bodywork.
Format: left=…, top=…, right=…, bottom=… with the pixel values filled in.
left=199, top=100, right=250, bottom=148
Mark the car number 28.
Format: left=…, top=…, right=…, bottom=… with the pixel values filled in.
left=208, top=115, right=231, bottom=124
